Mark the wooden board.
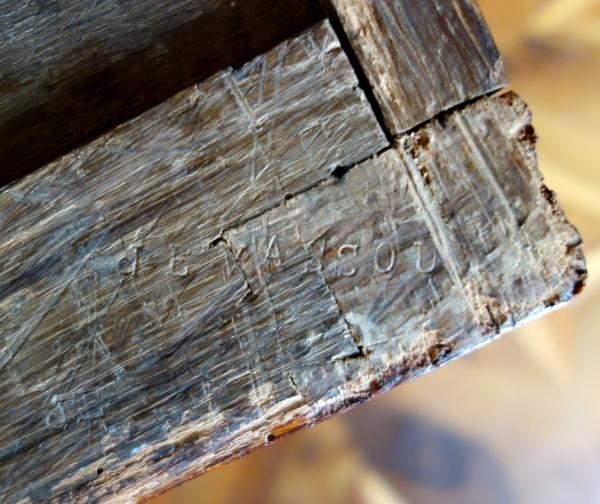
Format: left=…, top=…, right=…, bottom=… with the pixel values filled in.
left=323, top=0, right=510, bottom=135
left=0, top=20, right=387, bottom=503
left=0, top=3, right=586, bottom=504
left=226, top=93, right=584, bottom=402
left=0, top=0, right=324, bottom=187
left=0, top=85, right=584, bottom=502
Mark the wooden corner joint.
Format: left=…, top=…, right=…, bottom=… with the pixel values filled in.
left=0, top=1, right=585, bottom=503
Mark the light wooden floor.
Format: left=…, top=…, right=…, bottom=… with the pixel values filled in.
left=152, top=1, right=600, bottom=502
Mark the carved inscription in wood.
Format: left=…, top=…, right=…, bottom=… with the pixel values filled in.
left=0, top=12, right=585, bottom=504
left=228, top=95, right=584, bottom=406
left=0, top=91, right=581, bottom=503
left=0, top=21, right=387, bottom=503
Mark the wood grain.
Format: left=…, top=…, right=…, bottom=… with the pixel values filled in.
left=0, top=4, right=586, bottom=503
left=151, top=1, right=600, bottom=501
left=324, top=0, right=510, bottom=135
left=0, top=85, right=584, bottom=501
left=0, top=20, right=387, bottom=503
left=227, top=93, right=584, bottom=404
left=0, top=0, right=324, bottom=187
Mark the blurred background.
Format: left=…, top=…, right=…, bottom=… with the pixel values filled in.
left=153, top=1, right=600, bottom=502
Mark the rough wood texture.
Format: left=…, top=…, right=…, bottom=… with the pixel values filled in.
left=226, top=93, right=584, bottom=404
left=0, top=21, right=388, bottom=503
left=0, top=0, right=324, bottom=187
left=0, top=4, right=586, bottom=503
left=0, top=82, right=584, bottom=500
left=324, top=0, right=510, bottom=135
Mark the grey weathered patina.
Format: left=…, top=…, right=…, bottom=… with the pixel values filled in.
left=0, top=1, right=585, bottom=503
left=324, top=0, right=509, bottom=134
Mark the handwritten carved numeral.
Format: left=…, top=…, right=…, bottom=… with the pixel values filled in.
left=222, top=246, right=244, bottom=281
left=429, top=278, right=442, bottom=304
left=263, top=236, right=282, bottom=267
left=374, top=242, right=395, bottom=275
left=170, top=245, right=189, bottom=277
left=338, top=244, right=359, bottom=277
left=415, top=242, right=436, bottom=274
left=119, top=246, right=138, bottom=276
left=45, top=397, right=66, bottom=429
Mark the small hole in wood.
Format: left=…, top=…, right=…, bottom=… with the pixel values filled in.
left=331, top=165, right=350, bottom=181
left=96, top=468, right=104, bottom=475
left=266, top=434, right=275, bottom=443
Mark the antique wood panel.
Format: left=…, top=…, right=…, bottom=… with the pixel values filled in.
left=0, top=21, right=387, bottom=503
left=0, top=88, right=584, bottom=502
left=0, top=3, right=586, bottom=504
left=227, top=93, right=584, bottom=404
left=324, top=0, right=510, bottom=135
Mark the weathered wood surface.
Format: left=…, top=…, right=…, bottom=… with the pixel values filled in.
left=0, top=20, right=388, bottom=503
left=0, top=0, right=324, bottom=187
left=0, top=3, right=586, bottom=504
left=324, top=0, right=510, bottom=135
left=227, top=93, right=585, bottom=400
left=0, top=84, right=584, bottom=501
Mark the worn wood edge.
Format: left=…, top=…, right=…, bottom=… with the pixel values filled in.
left=404, top=91, right=585, bottom=328
left=126, top=91, right=586, bottom=503
left=0, top=11, right=584, bottom=497
left=0, top=89, right=583, bottom=504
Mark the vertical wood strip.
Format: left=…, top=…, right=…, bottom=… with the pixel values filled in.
left=324, top=0, right=510, bottom=135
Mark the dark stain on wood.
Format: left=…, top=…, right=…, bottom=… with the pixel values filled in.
left=0, top=0, right=325, bottom=187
